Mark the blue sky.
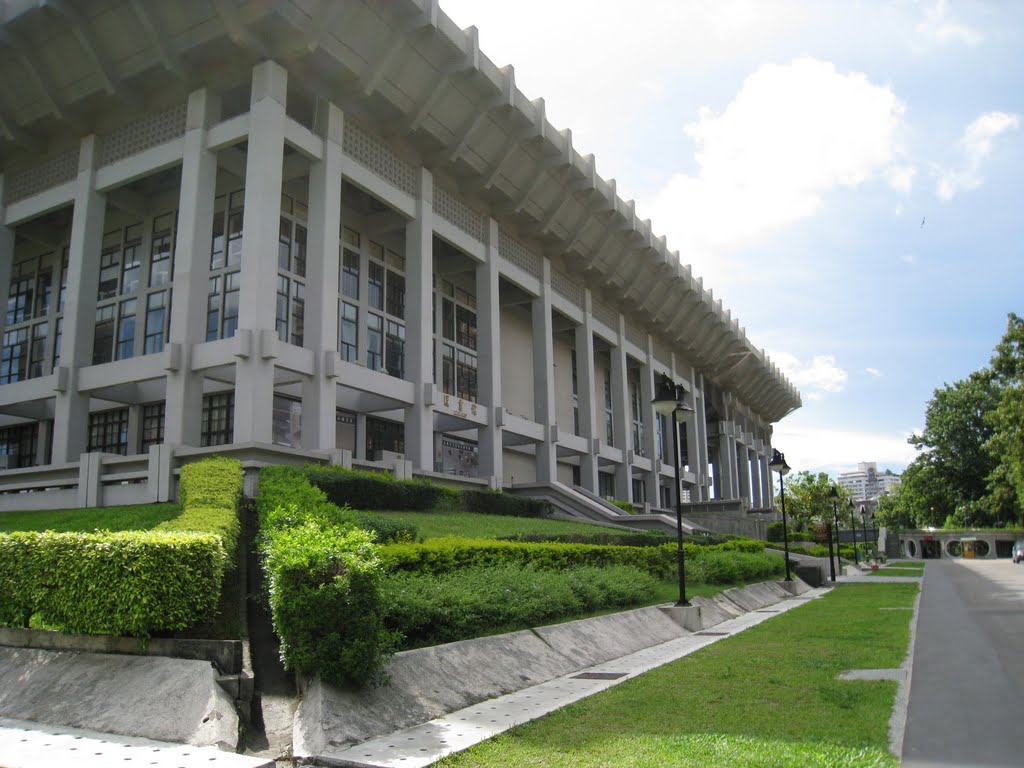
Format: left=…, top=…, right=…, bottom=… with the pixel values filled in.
left=440, top=0, right=1024, bottom=478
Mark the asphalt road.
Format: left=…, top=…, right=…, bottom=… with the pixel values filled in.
left=902, top=559, right=1024, bottom=768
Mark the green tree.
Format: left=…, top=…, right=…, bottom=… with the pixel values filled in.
left=774, top=472, right=852, bottom=531
left=986, top=313, right=1024, bottom=524
left=874, top=489, right=915, bottom=530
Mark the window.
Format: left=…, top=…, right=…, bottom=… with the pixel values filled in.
left=367, top=313, right=383, bottom=371
left=341, top=248, right=360, bottom=299
left=0, top=422, right=38, bottom=468
left=571, top=350, right=580, bottom=436
left=149, top=212, right=175, bottom=287
left=28, top=323, right=47, bottom=379
left=92, top=304, right=115, bottom=365
left=141, top=403, right=165, bottom=451
left=339, top=301, right=358, bottom=362
left=88, top=409, right=129, bottom=455
left=116, top=299, right=137, bottom=360
left=437, top=280, right=478, bottom=400
left=0, top=328, right=28, bottom=384
left=366, top=416, right=403, bottom=459
left=630, top=378, right=644, bottom=454
left=6, top=274, right=32, bottom=325
left=144, top=291, right=168, bottom=354
left=272, top=395, right=302, bottom=448
left=207, top=191, right=244, bottom=340
left=201, top=393, right=234, bottom=447
left=598, top=472, right=616, bottom=499
left=604, top=371, right=614, bottom=446
left=275, top=195, right=307, bottom=345
left=385, top=320, right=405, bottom=379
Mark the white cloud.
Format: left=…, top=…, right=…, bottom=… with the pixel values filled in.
left=914, top=0, right=983, bottom=50
left=772, top=419, right=919, bottom=474
left=937, top=111, right=1021, bottom=200
left=640, top=58, right=905, bottom=290
left=900, top=252, right=917, bottom=264
left=866, top=367, right=883, bottom=377
left=885, top=164, right=917, bottom=194
left=769, top=351, right=848, bottom=397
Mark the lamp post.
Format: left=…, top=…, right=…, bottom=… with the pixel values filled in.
left=849, top=499, right=859, bottom=565
left=826, top=486, right=839, bottom=582
left=860, top=505, right=869, bottom=560
left=652, top=375, right=695, bottom=606
left=768, top=448, right=792, bottom=581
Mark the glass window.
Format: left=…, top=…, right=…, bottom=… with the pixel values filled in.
left=222, top=272, right=240, bottom=339
left=385, top=320, right=404, bottom=379
left=276, top=275, right=289, bottom=342
left=98, top=238, right=120, bottom=300
left=291, top=281, right=304, bottom=347
left=206, top=276, right=221, bottom=342
left=386, top=270, right=405, bottom=319
left=93, top=304, right=116, bottom=365
left=116, top=299, right=137, bottom=360
left=272, top=395, right=302, bottom=448
left=150, top=212, right=175, bottom=287
left=88, top=408, right=129, bottom=455
left=339, top=301, right=358, bottom=362
left=121, top=228, right=142, bottom=295
left=367, top=313, right=383, bottom=371
left=456, top=349, right=477, bottom=400
left=278, top=217, right=291, bottom=271
left=456, top=305, right=476, bottom=350
left=201, top=392, right=234, bottom=447
left=34, top=268, right=53, bottom=318
left=341, top=249, right=360, bottom=299
left=0, top=328, right=28, bottom=384
left=52, top=318, right=63, bottom=369
left=292, top=223, right=306, bottom=277
left=368, top=262, right=384, bottom=311
left=0, top=422, right=39, bottom=468
left=144, top=291, right=167, bottom=355
left=141, top=403, right=165, bottom=452
left=28, top=323, right=47, bottom=379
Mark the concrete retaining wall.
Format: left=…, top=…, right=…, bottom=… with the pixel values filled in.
left=294, top=579, right=809, bottom=755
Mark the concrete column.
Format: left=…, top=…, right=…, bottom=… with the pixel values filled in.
left=687, top=367, right=709, bottom=501
left=52, top=135, right=105, bottom=463
left=641, top=340, right=659, bottom=506
left=0, top=174, right=13, bottom=343
left=354, top=413, right=367, bottom=460
left=574, top=291, right=598, bottom=493
left=532, top=258, right=556, bottom=482
left=750, top=447, right=763, bottom=508
left=403, top=167, right=434, bottom=471
left=761, top=452, right=773, bottom=508
left=716, top=424, right=735, bottom=500
left=235, top=61, right=287, bottom=444
left=302, top=100, right=344, bottom=451
left=165, top=88, right=219, bottom=447
left=476, top=219, right=502, bottom=484
left=737, top=440, right=751, bottom=507
left=611, top=319, right=632, bottom=501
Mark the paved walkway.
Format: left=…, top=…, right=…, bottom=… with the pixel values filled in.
left=0, top=718, right=275, bottom=768
left=1, top=567, right=923, bottom=768
left=902, top=559, right=1024, bottom=768
left=311, top=587, right=831, bottom=768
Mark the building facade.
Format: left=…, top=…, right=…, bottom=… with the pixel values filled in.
left=0, top=1, right=800, bottom=509
left=837, top=462, right=901, bottom=502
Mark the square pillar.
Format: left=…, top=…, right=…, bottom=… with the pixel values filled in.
left=52, top=136, right=105, bottom=464
left=234, top=61, right=287, bottom=444
left=574, top=292, right=598, bottom=493
left=165, top=88, right=219, bottom=447
left=302, top=100, right=344, bottom=451
left=611, top=319, right=631, bottom=501
left=532, top=259, right=556, bottom=482
left=641, top=340, right=660, bottom=506
left=403, top=167, right=434, bottom=471
left=476, top=219, right=502, bottom=482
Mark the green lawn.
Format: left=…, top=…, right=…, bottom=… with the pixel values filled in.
left=0, top=502, right=181, bottom=533
left=436, top=582, right=917, bottom=768
left=372, top=509, right=672, bottom=540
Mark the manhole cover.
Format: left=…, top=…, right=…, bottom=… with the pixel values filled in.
left=572, top=672, right=627, bottom=680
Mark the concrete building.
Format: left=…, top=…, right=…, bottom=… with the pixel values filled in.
left=837, top=462, right=901, bottom=502
left=0, top=1, right=800, bottom=512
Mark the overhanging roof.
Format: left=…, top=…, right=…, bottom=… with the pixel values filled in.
left=0, top=0, right=801, bottom=423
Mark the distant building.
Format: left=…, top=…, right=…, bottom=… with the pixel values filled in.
left=837, top=462, right=901, bottom=501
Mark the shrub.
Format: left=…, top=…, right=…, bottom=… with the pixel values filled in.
left=304, top=465, right=455, bottom=511
left=379, top=564, right=656, bottom=648
left=379, top=537, right=676, bottom=578
left=461, top=489, right=550, bottom=518
left=262, top=522, right=396, bottom=687
left=0, top=530, right=226, bottom=637
left=687, top=549, right=784, bottom=585
left=178, top=456, right=242, bottom=510
left=0, top=457, right=243, bottom=638
left=354, top=513, right=418, bottom=544
left=256, top=465, right=394, bottom=687
left=767, top=521, right=787, bottom=542
left=498, top=531, right=672, bottom=547
left=611, top=500, right=635, bottom=514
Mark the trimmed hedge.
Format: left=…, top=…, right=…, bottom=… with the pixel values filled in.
left=379, top=564, right=657, bottom=648
left=304, top=465, right=458, bottom=512
left=461, top=489, right=549, bottom=518
left=687, top=549, right=784, bottom=585
left=379, top=537, right=676, bottom=578
left=256, top=464, right=395, bottom=687
left=498, top=531, right=672, bottom=547
left=0, top=456, right=242, bottom=638
left=0, top=529, right=227, bottom=636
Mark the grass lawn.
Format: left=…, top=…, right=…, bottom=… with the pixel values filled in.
left=371, top=509, right=672, bottom=541
left=435, top=582, right=918, bottom=768
left=0, top=502, right=181, bottom=533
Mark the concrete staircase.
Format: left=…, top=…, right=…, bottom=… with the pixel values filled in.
left=508, top=480, right=708, bottom=535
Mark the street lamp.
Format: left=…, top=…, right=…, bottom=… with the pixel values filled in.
left=652, top=375, right=695, bottom=606
left=826, top=486, right=839, bottom=582
left=848, top=498, right=859, bottom=565
left=768, top=448, right=792, bottom=581
left=860, top=505, right=871, bottom=560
